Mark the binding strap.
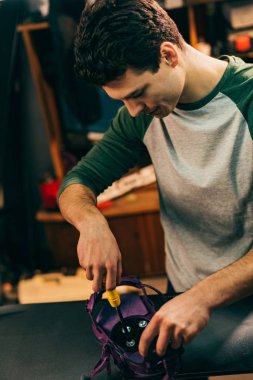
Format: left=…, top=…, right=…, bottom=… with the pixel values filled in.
left=82, top=343, right=112, bottom=380
left=162, top=346, right=184, bottom=380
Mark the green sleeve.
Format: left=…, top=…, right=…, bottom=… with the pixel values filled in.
left=221, top=57, right=253, bottom=137
left=58, top=106, right=152, bottom=198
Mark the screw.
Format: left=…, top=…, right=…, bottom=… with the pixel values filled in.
left=122, top=326, right=131, bottom=333
left=138, top=320, right=148, bottom=328
left=126, top=339, right=135, bottom=347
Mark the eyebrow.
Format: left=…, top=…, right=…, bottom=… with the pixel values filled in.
left=123, top=84, right=148, bottom=100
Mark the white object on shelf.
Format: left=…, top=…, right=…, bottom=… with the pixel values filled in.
left=97, top=165, right=156, bottom=204
left=222, top=1, right=253, bottom=30
left=18, top=269, right=93, bottom=304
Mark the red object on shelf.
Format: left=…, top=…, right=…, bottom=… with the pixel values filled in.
left=97, top=200, right=112, bottom=210
left=39, top=179, right=61, bottom=210
left=234, top=35, right=251, bottom=52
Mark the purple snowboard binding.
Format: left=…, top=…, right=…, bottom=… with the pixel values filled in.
left=82, top=276, right=183, bottom=379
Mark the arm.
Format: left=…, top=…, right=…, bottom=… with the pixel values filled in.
left=58, top=183, right=122, bottom=291
left=57, top=107, right=151, bottom=290
left=139, top=248, right=253, bottom=356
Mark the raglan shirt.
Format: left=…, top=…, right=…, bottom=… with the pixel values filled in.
left=58, top=56, right=253, bottom=292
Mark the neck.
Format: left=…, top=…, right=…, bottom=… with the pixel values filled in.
left=179, top=44, right=228, bottom=104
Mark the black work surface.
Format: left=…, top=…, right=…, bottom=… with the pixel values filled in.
left=0, top=295, right=253, bottom=380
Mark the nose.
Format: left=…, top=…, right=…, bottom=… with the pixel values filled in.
left=123, top=99, right=144, bottom=117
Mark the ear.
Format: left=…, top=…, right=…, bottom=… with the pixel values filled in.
left=160, top=42, right=179, bottom=68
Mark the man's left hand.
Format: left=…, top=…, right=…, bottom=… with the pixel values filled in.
left=138, top=289, right=211, bottom=357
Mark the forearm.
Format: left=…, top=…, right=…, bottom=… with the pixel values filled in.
left=58, top=183, right=122, bottom=290
left=58, top=183, right=106, bottom=231
left=191, top=248, right=253, bottom=311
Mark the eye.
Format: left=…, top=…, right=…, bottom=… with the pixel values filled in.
left=132, top=91, right=144, bottom=99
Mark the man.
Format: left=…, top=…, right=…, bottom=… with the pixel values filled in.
left=58, top=0, right=253, bottom=360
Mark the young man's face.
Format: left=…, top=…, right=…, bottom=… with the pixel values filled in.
left=103, top=58, right=185, bottom=119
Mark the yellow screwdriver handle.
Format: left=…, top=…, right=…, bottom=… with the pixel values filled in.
left=106, top=289, right=121, bottom=308
left=102, top=276, right=121, bottom=308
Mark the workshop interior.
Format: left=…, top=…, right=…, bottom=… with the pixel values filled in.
left=1, top=0, right=253, bottom=379
left=2, top=0, right=253, bottom=304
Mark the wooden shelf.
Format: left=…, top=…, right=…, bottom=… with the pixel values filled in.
left=164, top=0, right=224, bottom=8
left=186, top=0, right=224, bottom=5
left=235, top=52, right=253, bottom=59
left=36, top=185, right=160, bottom=222
left=36, top=185, right=165, bottom=276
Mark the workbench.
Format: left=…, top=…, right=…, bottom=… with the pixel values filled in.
left=1, top=295, right=253, bottom=379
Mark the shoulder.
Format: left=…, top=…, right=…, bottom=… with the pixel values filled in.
left=220, top=56, right=253, bottom=93
left=219, top=56, right=253, bottom=137
left=219, top=56, right=253, bottom=107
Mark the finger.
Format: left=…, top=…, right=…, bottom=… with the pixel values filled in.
left=85, top=266, right=93, bottom=281
left=92, top=266, right=103, bottom=292
left=106, top=264, right=117, bottom=290
left=156, top=326, right=173, bottom=356
left=139, top=318, right=159, bottom=357
left=171, top=327, right=183, bottom=349
left=116, top=258, right=122, bottom=285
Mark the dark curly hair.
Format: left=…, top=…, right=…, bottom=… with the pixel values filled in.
left=74, top=0, right=184, bottom=86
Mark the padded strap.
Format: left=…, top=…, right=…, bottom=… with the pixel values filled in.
left=85, top=292, right=103, bottom=314
left=162, top=347, right=184, bottom=380
left=86, top=276, right=169, bottom=335
left=86, top=276, right=153, bottom=314
left=86, top=276, right=142, bottom=314
left=117, top=276, right=143, bottom=289
left=85, top=344, right=111, bottom=379
left=141, top=283, right=169, bottom=303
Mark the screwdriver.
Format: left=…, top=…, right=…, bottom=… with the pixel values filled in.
left=106, top=288, right=132, bottom=341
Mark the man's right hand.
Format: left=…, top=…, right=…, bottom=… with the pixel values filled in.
left=77, top=214, right=122, bottom=292
left=58, top=184, right=122, bottom=292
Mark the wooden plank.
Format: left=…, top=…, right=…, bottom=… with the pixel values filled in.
left=17, top=25, right=65, bottom=180
left=109, top=213, right=165, bottom=276
left=188, top=5, right=198, bottom=47
left=36, top=188, right=160, bottom=222
left=186, top=0, right=224, bottom=5
left=17, top=22, right=50, bottom=32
